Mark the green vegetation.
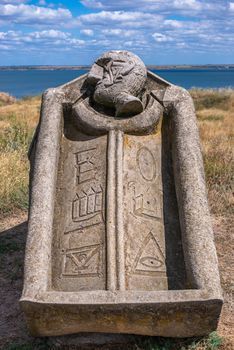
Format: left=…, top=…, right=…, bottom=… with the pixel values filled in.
left=138, top=332, right=223, bottom=350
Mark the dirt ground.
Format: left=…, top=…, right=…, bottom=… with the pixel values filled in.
left=212, top=216, right=234, bottom=346
left=0, top=212, right=233, bottom=349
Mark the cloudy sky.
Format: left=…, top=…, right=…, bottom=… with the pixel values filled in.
left=0, top=0, right=234, bottom=65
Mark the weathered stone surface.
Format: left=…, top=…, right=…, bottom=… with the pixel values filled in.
left=20, top=51, right=223, bottom=338
left=87, top=50, right=147, bottom=117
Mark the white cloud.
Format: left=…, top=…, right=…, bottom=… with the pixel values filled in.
left=0, top=0, right=29, bottom=3
left=69, top=38, right=85, bottom=46
left=0, top=4, right=72, bottom=25
left=80, top=0, right=226, bottom=16
left=173, top=0, right=202, bottom=10
left=229, top=2, right=234, bottom=11
left=0, top=44, right=11, bottom=50
left=78, top=11, right=162, bottom=28
left=0, top=0, right=234, bottom=62
left=31, top=30, right=70, bottom=39
left=164, top=20, right=183, bottom=28
left=81, top=29, right=94, bottom=36
left=81, top=0, right=104, bottom=9
left=101, top=28, right=137, bottom=37
left=80, top=10, right=148, bottom=22
left=0, top=30, right=85, bottom=49
left=152, top=33, right=173, bottom=42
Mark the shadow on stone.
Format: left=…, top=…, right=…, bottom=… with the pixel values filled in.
left=161, top=114, right=187, bottom=290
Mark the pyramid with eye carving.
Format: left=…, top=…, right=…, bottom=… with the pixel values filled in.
left=133, top=231, right=166, bottom=276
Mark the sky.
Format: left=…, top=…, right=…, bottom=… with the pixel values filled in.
left=0, top=0, right=234, bottom=65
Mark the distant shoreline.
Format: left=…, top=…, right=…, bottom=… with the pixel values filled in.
left=0, top=64, right=234, bottom=71
left=1, top=68, right=234, bottom=98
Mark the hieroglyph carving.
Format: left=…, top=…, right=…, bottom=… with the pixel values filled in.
left=65, top=145, right=104, bottom=233
left=128, top=182, right=162, bottom=221
left=57, top=137, right=107, bottom=288
left=75, top=148, right=97, bottom=184
left=62, top=243, right=102, bottom=277
left=71, top=185, right=103, bottom=229
left=133, top=231, right=166, bottom=276
left=137, top=147, right=157, bottom=181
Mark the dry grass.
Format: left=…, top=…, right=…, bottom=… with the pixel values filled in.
left=0, top=96, right=40, bottom=216
left=0, top=92, right=16, bottom=106
left=190, top=89, right=234, bottom=216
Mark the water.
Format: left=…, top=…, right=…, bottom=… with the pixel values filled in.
left=0, top=70, right=88, bottom=99
left=0, top=68, right=233, bottom=98
left=152, top=69, right=234, bottom=90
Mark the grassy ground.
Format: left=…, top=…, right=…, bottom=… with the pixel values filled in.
left=0, top=90, right=233, bottom=349
left=0, top=95, right=40, bottom=216
left=192, top=89, right=234, bottom=217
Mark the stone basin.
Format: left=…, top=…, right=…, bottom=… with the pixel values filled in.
left=20, top=67, right=223, bottom=338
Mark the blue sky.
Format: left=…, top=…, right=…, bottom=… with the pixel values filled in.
left=0, top=0, right=233, bottom=65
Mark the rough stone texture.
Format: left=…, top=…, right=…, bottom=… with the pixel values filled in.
left=21, top=51, right=223, bottom=338
left=87, top=51, right=147, bottom=117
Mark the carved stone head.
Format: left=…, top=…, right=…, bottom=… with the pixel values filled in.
left=87, top=50, right=147, bottom=118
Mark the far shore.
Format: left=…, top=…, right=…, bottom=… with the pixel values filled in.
left=0, top=64, right=234, bottom=71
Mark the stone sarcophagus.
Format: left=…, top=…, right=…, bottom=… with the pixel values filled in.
left=20, top=51, right=223, bottom=337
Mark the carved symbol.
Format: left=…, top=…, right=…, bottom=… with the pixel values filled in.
left=66, top=185, right=103, bottom=232
left=128, top=182, right=162, bottom=221
left=133, top=232, right=166, bottom=276
left=137, top=147, right=156, bottom=181
left=75, top=148, right=97, bottom=184
left=101, top=59, right=135, bottom=87
left=62, top=243, right=102, bottom=277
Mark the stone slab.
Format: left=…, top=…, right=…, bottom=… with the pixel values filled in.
left=20, top=51, right=223, bottom=338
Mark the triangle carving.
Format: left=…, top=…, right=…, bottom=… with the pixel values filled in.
left=62, top=243, right=101, bottom=277
left=133, top=231, right=166, bottom=276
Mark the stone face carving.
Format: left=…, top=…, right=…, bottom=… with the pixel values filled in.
left=21, top=51, right=223, bottom=338
left=87, top=50, right=147, bottom=117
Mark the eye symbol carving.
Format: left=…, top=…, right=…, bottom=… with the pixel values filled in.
left=140, top=256, right=163, bottom=269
